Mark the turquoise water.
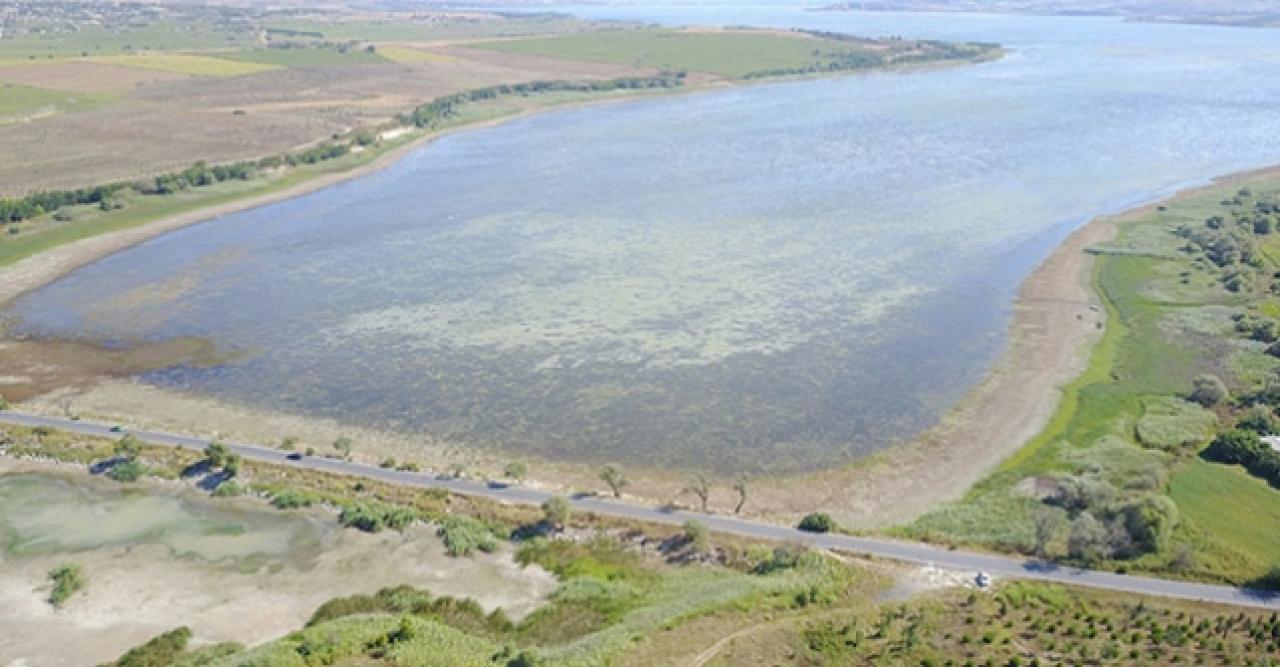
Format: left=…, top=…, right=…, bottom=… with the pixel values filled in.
left=9, top=9, right=1280, bottom=472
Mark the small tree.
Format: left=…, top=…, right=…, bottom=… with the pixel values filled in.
left=798, top=513, right=834, bottom=533
left=223, top=455, right=242, bottom=479
left=504, top=462, right=528, bottom=484
left=1188, top=374, right=1229, bottom=408
left=1068, top=511, right=1108, bottom=562
left=48, top=563, right=85, bottom=608
left=280, top=436, right=299, bottom=451
left=541, top=496, right=572, bottom=528
left=114, top=434, right=142, bottom=461
left=684, top=474, right=711, bottom=513
left=204, top=442, right=229, bottom=468
left=600, top=464, right=628, bottom=498
left=449, top=462, right=467, bottom=479
left=333, top=437, right=354, bottom=459
left=1033, top=508, right=1064, bottom=559
left=683, top=519, right=710, bottom=553
left=732, top=478, right=748, bottom=515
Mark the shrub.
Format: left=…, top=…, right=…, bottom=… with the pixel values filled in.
left=438, top=516, right=499, bottom=557
left=541, top=496, right=572, bottom=527
left=1189, top=375, right=1229, bottom=408
left=107, top=460, right=145, bottom=482
left=269, top=488, right=316, bottom=509
left=48, top=563, right=85, bottom=607
left=798, top=512, right=835, bottom=533
left=106, top=627, right=192, bottom=667
left=683, top=519, right=710, bottom=553
left=212, top=481, right=246, bottom=497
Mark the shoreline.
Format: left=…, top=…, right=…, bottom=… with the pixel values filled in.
left=6, top=65, right=1277, bottom=527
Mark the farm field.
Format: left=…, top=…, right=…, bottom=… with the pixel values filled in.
left=475, top=27, right=998, bottom=79
left=906, top=170, right=1280, bottom=587
left=86, top=53, right=280, bottom=77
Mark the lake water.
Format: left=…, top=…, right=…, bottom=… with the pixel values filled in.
left=9, top=8, right=1280, bottom=473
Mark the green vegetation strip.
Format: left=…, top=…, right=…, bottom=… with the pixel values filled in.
left=905, top=175, right=1280, bottom=587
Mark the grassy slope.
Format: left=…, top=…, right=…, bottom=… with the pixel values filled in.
left=475, top=29, right=838, bottom=78
left=0, top=82, right=113, bottom=119
left=904, top=174, right=1280, bottom=585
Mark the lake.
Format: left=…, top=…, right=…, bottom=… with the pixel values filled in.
left=9, top=7, right=1280, bottom=473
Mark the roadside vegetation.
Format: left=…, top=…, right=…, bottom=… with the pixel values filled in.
left=906, top=173, right=1280, bottom=587
left=47, top=562, right=85, bottom=608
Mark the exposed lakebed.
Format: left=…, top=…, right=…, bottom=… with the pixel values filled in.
left=9, top=10, right=1280, bottom=473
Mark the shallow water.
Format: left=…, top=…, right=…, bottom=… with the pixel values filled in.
left=9, top=9, right=1280, bottom=472
left=0, top=472, right=327, bottom=569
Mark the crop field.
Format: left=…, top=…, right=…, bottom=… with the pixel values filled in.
left=0, top=83, right=113, bottom=121
left=377, top=45, right=456, bottom=64
left=905, top=173, right=1280, bottom=586
left=87, top=54, right=280, bottom=77
left=475, top=29, right=860, bottom=78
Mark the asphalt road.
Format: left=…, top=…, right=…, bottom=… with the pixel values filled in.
left=4, top=410, right=1277, bottom=610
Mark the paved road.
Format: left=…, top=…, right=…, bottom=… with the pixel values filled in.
left=4, top=410, right=1277, bottom=609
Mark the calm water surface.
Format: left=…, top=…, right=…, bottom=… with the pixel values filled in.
left=10, top=9, right=1280, bottom=472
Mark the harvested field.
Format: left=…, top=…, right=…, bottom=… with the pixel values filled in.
left=0, top=61, right=190, bottom=93
left=0, top=50, right=650, bottom=194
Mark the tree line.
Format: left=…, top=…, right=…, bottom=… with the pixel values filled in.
left=3, top=74, right=688, bottom=228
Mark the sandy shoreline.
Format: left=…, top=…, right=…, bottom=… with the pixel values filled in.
left=5, top=83, right=1278, bottom=528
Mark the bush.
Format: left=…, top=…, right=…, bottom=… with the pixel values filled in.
left=1188, top=374, right=1229, bottom=408
left=438, top=516, right=499, bottom=557
left=212, top=481, right=246, bottom=497
left=48, top=563, right=85, bottom=607
left=340, top=502, right=417, bottom=533
left=798, top=512, right=835, bottom=533
left=541, top=496, right=572, bottom=527
left=106, top=627, right=191, bottom=667
left=683, top=519, right=710, bottom=553
left=107, top=460, right=145, bottom=482
left=269, top=488, right=315, bottom=509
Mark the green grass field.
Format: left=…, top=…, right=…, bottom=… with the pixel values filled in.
left=477, top=29, right=883, bottom=79
left=0, top=83, right=113, bottom=120
left=904, top=175, right=1280, bottom=585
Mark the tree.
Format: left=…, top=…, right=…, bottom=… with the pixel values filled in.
left=684, top=474, right=711, bottom=513
left=504, top=462, right=528, bottom=484
left=1032, top=509, right=1064, bottom=559
left=541, top=496, right=571, bottom=528
left=280, top=436, right=299, bottom=451
left=798, top=513, right=834, bottom=533
left=1189, top=374, right=1229, bottom=408
left=1120, top=496, right=1178, bottom=555
left=114, top=434, right=142, bottom=461
left=732, top=478, right=748, bottom=515
left=1068, top=512, right=1107, bottom=562
left=223, top=455, right=242, bottom=479
left=204, top=442, right=229, bottom=468
left=333, top=437, right=354, bottom=459
left=600, top=464, right=628, bottom=498
left=107, top=460, right=145, bottom=483
left=683, top=519, right=710, bottom=553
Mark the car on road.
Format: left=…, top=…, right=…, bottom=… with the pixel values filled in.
left=109, top=425, right=123, bottom=433
left=976, top=572, right=991, bottom=588
left=286, top=452, right=303, bottom=461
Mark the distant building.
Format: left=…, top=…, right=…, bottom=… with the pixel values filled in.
left=1263, top=435, right=1280, bottom=453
